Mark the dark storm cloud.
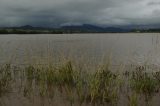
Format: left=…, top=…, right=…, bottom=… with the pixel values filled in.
left=0, top=0, right=160, bottom=27
left=148, top=1, right=160, bottom=5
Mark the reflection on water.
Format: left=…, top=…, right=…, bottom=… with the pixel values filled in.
left=0, top=33, right=160, bottom=65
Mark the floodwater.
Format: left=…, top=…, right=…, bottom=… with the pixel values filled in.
left=1, top=33, right=160, bottom=106
left=0, top=33, right=160, bottom=65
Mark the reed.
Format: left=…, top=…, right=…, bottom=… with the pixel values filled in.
left=0, top=61, right=160, bottom=106
left=86, top=64, right=119, bottom=105
left=130, top=66, right=159, bottom=105
left=128, top=93, right=138, bottom=106
left=0, top=64, right=12, bottom=97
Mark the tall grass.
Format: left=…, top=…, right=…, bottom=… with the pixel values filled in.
left=0, top=61, right=160, bottom=106
left=129, top=66, right=159, bottom=106
left=0, top=64, right=12, bottom=97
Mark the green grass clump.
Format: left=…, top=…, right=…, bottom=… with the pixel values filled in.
left=87, top=65, right=119, bottom=105
left=128, top=93, right=138, bottom=106
left=0, top=64, right=12, bottom=97
left=130, top=69, right=159, bottom=104
left=1, top=61, right=160, bottom=106
left=57, top=61, right=76, bottom=106
left=74, top=71, right=89, bottom=105
left=57, top=61, right=75, bottom=88
left=23, top=66, right=35, bottom=98
left=45, top=66, right=58, bottom=98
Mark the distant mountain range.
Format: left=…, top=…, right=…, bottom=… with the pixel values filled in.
left=0, top=24, right=160, bottom=34
left=3, top=24, right=130, bottom=32
left=6, top=25, right=50, bottom=30
left=61, top=24, right=130, bottom=33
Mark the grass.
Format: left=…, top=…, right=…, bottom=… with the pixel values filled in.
left=0, top=64, right=12, bottom=97
left=128, top=66, right=159, bottom=106
left=87, top=65, right=119, bottom=105
left=0, top=61, right=160, bottom=106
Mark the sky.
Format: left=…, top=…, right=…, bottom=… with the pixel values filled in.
left=0, top=0, right=160, bottom=27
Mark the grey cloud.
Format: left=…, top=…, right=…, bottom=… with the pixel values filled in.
left=0, top=0, right=160, bottom=27
left=148, top=1, right=160, bottom=5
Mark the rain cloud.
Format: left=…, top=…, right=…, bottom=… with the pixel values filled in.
left=0, top=0, right=160, bottom=27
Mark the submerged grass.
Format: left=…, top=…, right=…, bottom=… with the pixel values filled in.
left=87, top=65, right=119, bottom=105
left=130, top=66, right=159, bottom=105
left=0, top=64, right=12, bottom=97
left=0, top=61, right=160, bottom=106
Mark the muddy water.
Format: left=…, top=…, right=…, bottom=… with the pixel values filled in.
left=0, top=33, right=160, bottom=106
left=0, top=33, right=160, bottom=65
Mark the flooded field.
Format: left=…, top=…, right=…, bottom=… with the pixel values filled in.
left=0, top=33, right=160, bottom=106
left=0, top=33, right=160, bottom=65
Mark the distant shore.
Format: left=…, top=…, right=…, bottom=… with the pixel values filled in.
left=1, top=24, right=160, bottom=34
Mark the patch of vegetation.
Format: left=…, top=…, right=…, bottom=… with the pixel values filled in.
left=0, top=62, right=160, bottom=106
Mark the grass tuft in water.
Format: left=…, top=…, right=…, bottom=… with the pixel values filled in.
left=130, top=67, right=159, bottom=105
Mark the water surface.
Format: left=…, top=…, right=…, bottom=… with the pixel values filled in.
left=0, top=33, right=160, bottom=65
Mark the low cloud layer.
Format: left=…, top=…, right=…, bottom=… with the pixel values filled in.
left=1, top=0, right=160, bottom=27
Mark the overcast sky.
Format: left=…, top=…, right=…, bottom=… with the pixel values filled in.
left=0, top=0, right=160, bottom=27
